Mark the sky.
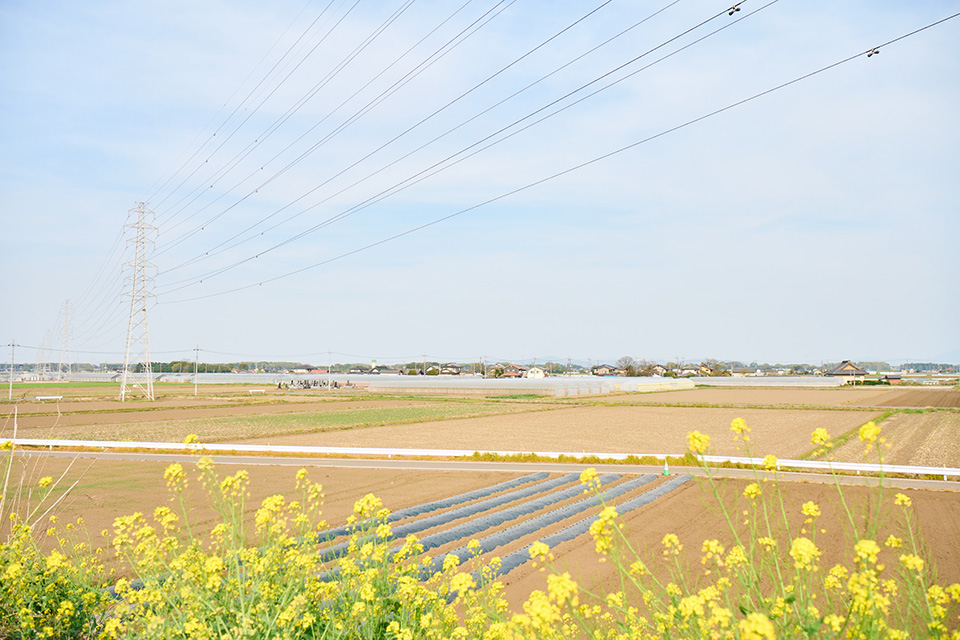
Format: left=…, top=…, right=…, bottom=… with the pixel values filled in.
left=1, top=0, right=958, bottom=367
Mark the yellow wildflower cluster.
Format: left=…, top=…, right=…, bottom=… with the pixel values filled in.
left=730, top=417, right=750, bottom=441
left=687, top=430, right=710, bottom=455
left=589, top=506, right=620, bottom=556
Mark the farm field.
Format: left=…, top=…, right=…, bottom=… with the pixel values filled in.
left=823, top=411, right=960, bottom=467
left=847, top=387, right=960, bottom=408
left=597, top=386, right=894, bottom=407
left=8, top=397, right=546, bottom=443
left=237, top=405, right=880, bottom=460
left=5, top=453, right=959, bottom=611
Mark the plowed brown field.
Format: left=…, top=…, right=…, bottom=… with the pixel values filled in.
left=239, top=405, right=878, bottom=459
left=848, top=388, right=960, bottom=408
left=600, top=387, right=891, bottom=407
left=827, top=411, right=960, bottom=467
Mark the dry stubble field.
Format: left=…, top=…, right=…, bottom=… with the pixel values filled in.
left=3, top=382, right=960, bottom=609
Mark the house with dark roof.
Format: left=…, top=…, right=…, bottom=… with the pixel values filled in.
left=501, top=364, right=527, bottom=378
left=827, top=360, right=867, bottom=383
left=592, top=364, right=616, bottom=376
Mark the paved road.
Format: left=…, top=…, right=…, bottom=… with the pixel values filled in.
left=19, top=449, right=959, bottom=492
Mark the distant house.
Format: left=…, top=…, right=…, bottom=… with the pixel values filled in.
left=679, top=365, right=699, bottom=377
left=883, top=373, right=902, bottom=385
left=309, top=368, right=328, bottom=374
left=699, top=363, right=713, bottom=376
left=440, top=363, right=463, bottom=375
left=375, top=367, right=402, bottom=375
left=348, top=365, right=370, bottom=375
left=650, top=364, right=667, bottom=377
left=827, top=360, right=867, bottom=383
left=592, top=364, right=616, bottom=376
left=501, top=364, right=527, bottom=378
left=525, top=366, right=547, bottom=379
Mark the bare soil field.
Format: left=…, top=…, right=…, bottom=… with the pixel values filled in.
left=596, top=387, right=894, bottom=407
left=848, top=388, right=960, bottom=408
left=237, top=405, right=879, bottom=459
left=6, top=455, right=958, bottom=612
left=826, top=411, right=960, bottom=467
left=4, top=400, right=543, bottom=443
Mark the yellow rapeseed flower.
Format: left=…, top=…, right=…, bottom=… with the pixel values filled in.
left=546, top=572, right=579, bottom=607
left=579, top=467, right=599, bottom=491
left=0, top=439, right=12, bottom=451
left=738, top=612, right=776, bottom=640
left=529, top=541, right=550, bottom=561
left=38, top=476, right=53, bottom=489
left=762, top=454, right=778, bottom=471
left=183, top=433, right=199, bottom=445
left=163, top=463, right=186, bottom=490
left=801, top=501, right=821, bottom=519
left=730, top=418, right=750, bottom=440
left=450, top=572, right=476, bottom=596
left=884, top=535, right=902, bottom=548
left=743, top=483, right=762, bottom=501
left=899, top=554, right=924, bottom=572
left=854, top=539, right=881, bottom=565
left=858, top=421, right=880, bottom=445
left=789, top=537, right=821, bottom=570
left=687, top=431, right=710, bottom=455
left=701, top=539, right=725, bottom=565
left=894, top=493, right=912, bottom=508
left=811, top=428, right=830, bottom=446
left=589, top=506, right=619, bottom=555
left=662, top=533, right=682, bottom=556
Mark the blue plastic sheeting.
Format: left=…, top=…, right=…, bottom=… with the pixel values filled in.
left=318, top=472, right=586, bottom=563
left=417, top=474, right=652, bottom=579
left=409, top=474, right=620, bottom=556
left=481, top=474, right=692, bottom=581
left=320, top=474, right=621, bottom=582
left=316, top=472, right=549, bottom=542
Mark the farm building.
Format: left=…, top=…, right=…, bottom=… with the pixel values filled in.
left=826, top=360, right=867, bottom=383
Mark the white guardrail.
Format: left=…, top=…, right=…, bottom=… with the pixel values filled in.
left=6, top=438, right=959, bottom=480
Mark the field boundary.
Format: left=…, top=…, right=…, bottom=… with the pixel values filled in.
left=8, top=438, right=960, bottom=479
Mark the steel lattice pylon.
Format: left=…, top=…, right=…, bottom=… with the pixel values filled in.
left=120, top=202, right=157, bottom=402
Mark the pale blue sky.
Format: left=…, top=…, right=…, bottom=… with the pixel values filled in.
left=1, top=1, right=958, bottom=366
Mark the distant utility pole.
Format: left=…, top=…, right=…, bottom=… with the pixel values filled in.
left=58, top=300, right=72, bottom=380
left=120, top=202, right=157, bottom=402
left=7, top=341, right=14, bottom=400
left=194, top=346, right=200, bottom=397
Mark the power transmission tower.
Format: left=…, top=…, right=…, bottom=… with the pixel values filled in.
left=57, top=300, right=72, bottom=380
left=120, top=202, right=157, bottom=402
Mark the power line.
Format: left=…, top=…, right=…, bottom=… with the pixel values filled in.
left=152, top=0, right=361, bottom=216
left=156, top=0, right=744, bottom=293
left=158, top=0, right=630, bottom=277
left=153, top=0, right=512, bottom=259
left=160, top=9, right=960, bottom=304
